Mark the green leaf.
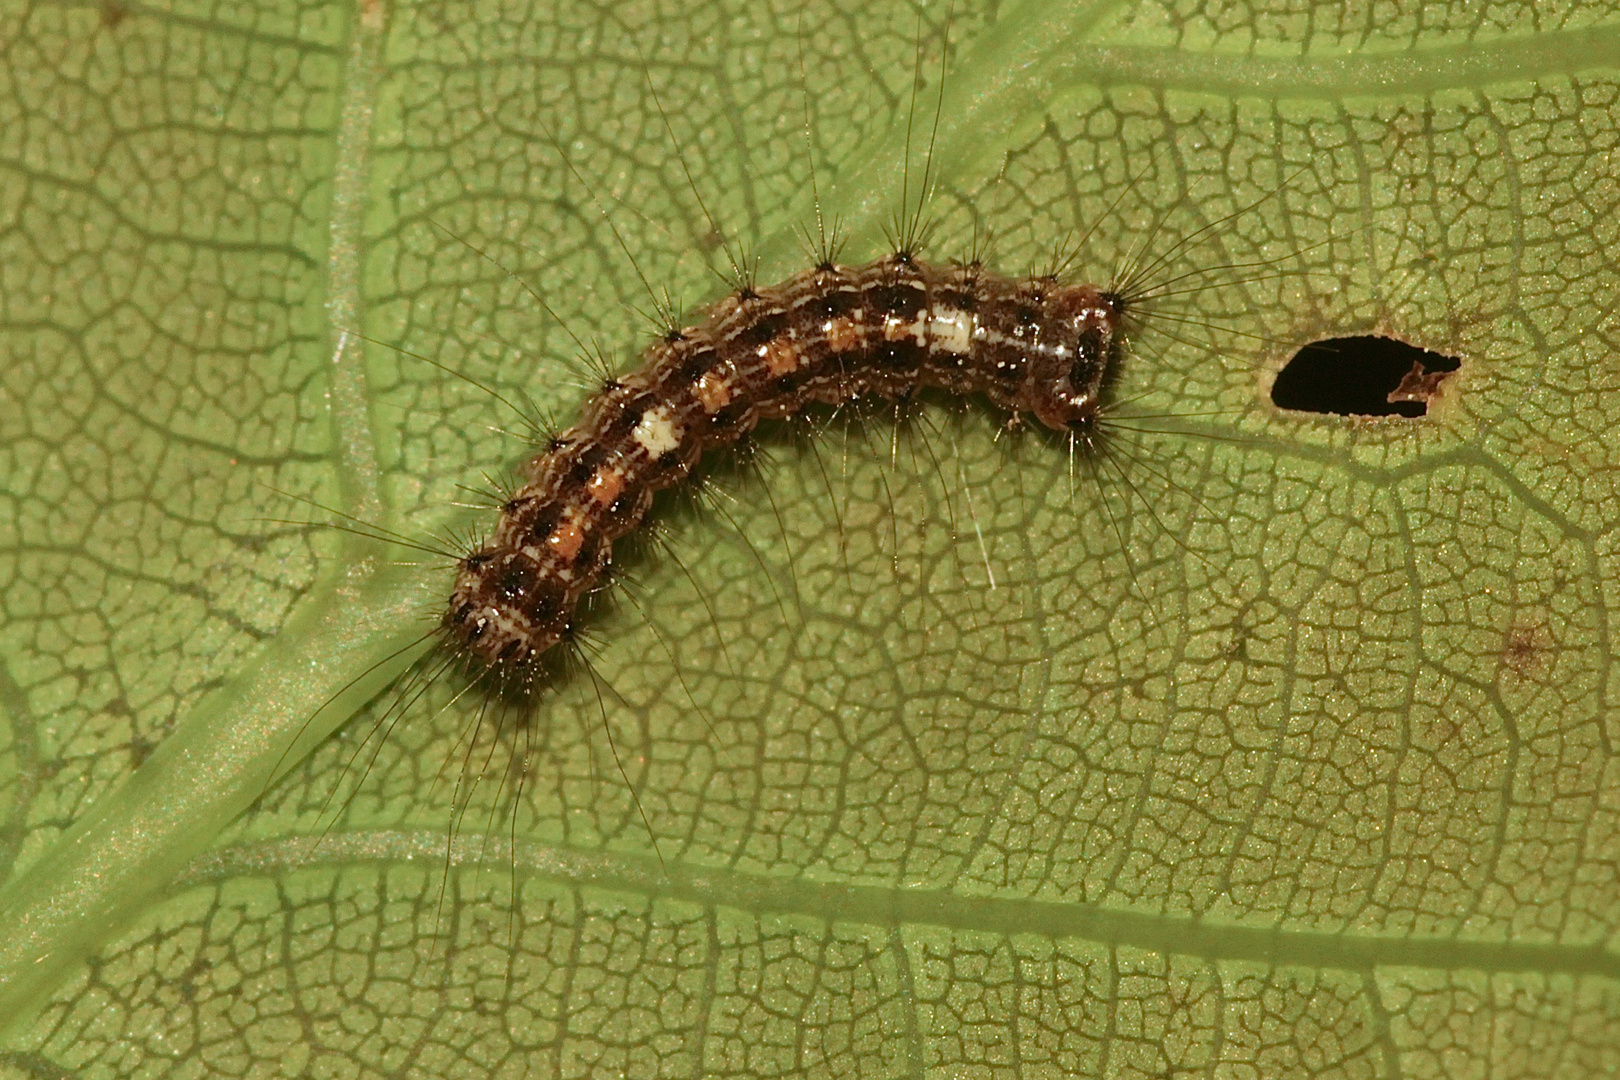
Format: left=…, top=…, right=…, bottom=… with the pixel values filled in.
left=2, top=0, right=1617, bottom=1074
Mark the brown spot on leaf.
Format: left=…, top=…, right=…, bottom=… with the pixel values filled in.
left=1499, top=622, right=1552, bottom=683
left=1428, top=717, right=1462, bottom=746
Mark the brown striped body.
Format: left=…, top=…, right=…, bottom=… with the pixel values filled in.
left=445, top=254, right=1125, bottom=675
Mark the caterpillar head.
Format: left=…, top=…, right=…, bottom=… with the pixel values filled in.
left=1022, top=284, right=1124, bottom=433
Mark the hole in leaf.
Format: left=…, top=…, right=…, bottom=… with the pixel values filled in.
left=1272, top=335, right=1460, bottom=417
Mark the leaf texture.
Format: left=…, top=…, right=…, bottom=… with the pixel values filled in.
left=0, top=0, right=1617, bottom=1075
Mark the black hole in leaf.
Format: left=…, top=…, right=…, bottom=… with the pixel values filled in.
left=1272, top=335, right=1461, bottom=418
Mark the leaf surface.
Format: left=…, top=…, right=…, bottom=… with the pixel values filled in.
left=0, top=0, right=1617, bottom=1075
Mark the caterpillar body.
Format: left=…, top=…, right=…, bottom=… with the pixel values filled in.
left=449, top=253, right=1130, bottom=681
